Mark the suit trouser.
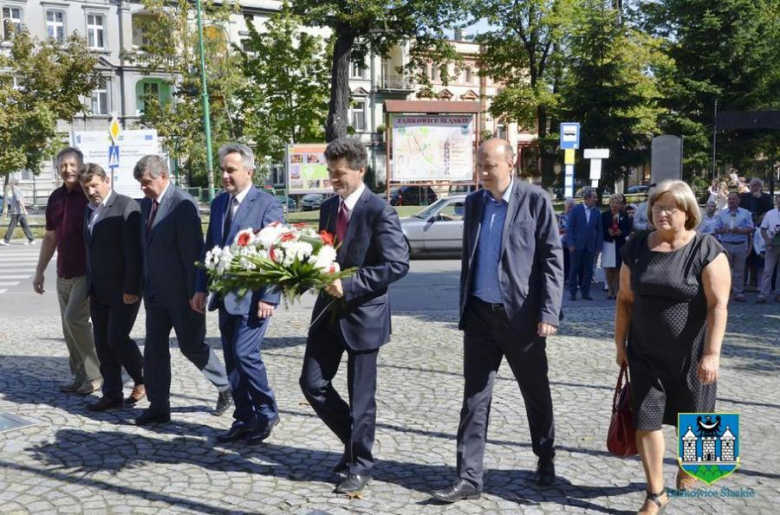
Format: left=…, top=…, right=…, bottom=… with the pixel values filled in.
left=760, top=247, right=780, bottom=298
left=300, top=321, right=378, bottom=475
left=218, top=309, right=277, bottom=424
left=3, top=214, right=34, bottom=242
left=569, top=249, right=595, bottom=296
left=457, top=298, right=555, bottom=490
left=56, top=276, right=100, bottom=385
left=144, top=300, right=230, bottom=414
left=723, top=241, right=749, bottom=295
left=90, top=299, right=144, bottom=401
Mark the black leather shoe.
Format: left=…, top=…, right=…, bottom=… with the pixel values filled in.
left=216, top=420, right=256, bottom=443
left=335, top=473, right=370, bottom=494
left=135, top=409, right=171, bottom=425
left=87, top=397, right=124, bottom=412
left=431, top=479, right=481, bottom=503
left=212, top=390, right=234, bottom=416
left=536, top=457, right=556, bottom=486
left=246, top=416, right=279, bottom=445
left=582, top=295, right=594, bottom=301
left=332, top=456, right=349, bottom=478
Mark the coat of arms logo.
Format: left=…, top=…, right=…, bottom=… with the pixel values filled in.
left=678, top=413, right=740, bottom=485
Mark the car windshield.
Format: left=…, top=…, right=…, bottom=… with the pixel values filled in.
left=413, top=199, right=447, bottom=219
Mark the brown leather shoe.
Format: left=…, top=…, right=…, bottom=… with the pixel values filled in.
left=58, top=381, right=81, bottom=393
left=676, top=466, right=698, bottom=491
left=125, top=384, right=146, bottom=406
left=76, top=379, right=103, bottom=395
left=87, top=397, right=124, bottom=412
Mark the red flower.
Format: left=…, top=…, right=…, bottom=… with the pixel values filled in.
left=269, top=245, right=278, bottom=262
left=280, top=232, right=297, bottom=243
left=319, top=230, right=335, bottom=246
left=237, top=232, right=252, bottom=247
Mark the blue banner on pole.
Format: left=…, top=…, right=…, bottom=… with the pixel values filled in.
left=560, top=123, right=580, bottom=150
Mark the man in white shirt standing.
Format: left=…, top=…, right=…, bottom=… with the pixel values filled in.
left=757, top=194, right=780, bottom=303
left=715, top=193, right=754, bottom=302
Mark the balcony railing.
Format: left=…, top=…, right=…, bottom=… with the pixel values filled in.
left=379, top=75, right=415, bottom=91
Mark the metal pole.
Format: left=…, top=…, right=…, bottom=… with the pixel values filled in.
left=712, top=99, right=718, bottom=180
left=195, top=0, right=215, bottom=201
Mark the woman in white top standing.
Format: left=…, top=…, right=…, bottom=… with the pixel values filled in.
left=699, top=201, right=720, bottom=236
left=713, top=181, right=729, bottom=211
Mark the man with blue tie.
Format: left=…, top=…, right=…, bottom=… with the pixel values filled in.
left=567, top=187, right=603, bottom=300
left=134, top=155, right=232, bottom=426
left=300, top=138, right=409, bottom=494
left=432, top=139, right=563, bottom=503
left=193, top=143, right=284, bottom=444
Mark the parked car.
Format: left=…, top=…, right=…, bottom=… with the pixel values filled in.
left=448, top=183, right=476, bottom=195
left=300, top=193, right=325, bottom=211
left=389, top=186, right=437, bottom=206
left=275, top=195, right=296, bottom=213
left=400, top=195, right=467, bottom=255
left=626, top=185, right=650, bottom=194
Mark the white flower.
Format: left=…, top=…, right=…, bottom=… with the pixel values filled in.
left=280, top=241, right=313, bottom=266
left=313, top=245, right=337, bottom=270
left=238, top=257, right=257, bottom=271
left=216, top=247, right=234, bottom=275
left=204, top=246, right=222, bottom=270
left=257, top=224, right=287, bottom=249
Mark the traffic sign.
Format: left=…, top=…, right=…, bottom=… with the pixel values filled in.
left=584, top=148, right=610, bottom=159
left=109, top=115, right=122, bottom=144
left=108, top=145, right=120, bottom=169
left=560, top=122, right=580, bottom=150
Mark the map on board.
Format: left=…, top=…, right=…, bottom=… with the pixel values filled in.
left=391, top=115, right=474, bottom=182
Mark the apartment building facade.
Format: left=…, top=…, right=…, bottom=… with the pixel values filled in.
left=2, top=0, right=530, bottom=203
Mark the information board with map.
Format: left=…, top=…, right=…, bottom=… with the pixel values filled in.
left=286, top=143, right=330, bottom=194
left=391, top=115, right=474, bottom=182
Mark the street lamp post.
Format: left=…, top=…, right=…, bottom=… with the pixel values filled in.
left=195, top=0, right=215, bottom=201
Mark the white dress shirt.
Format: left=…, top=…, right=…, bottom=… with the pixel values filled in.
left=339, top=182, right=366, bottom=221
left=88, top=189, right=114, bottom=234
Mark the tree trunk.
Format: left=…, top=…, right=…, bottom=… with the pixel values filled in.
left=325, top=30, right=355, bottom=142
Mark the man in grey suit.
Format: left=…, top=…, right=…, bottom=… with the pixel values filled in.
left=133, top=155, right=232, bottom=426
left=432, top=139, right=564, bottom=503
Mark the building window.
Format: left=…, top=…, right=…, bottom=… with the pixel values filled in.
left=46, top=11, right=65, bottom=42
left=91, top=78, right=109, bottom=115
left=136, top=79, right=171, bottom=114
left=465, top=67, right=472, bottom=84
left=2, top=7, right=22, bottom=40
left=351, top=99, right=366, bottom=132
left=87, top=14, right=105, bottom=49
left=351, top=60, right=365, bottom=79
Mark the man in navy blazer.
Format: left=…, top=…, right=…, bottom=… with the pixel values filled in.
left=79, top=163, right=145, bottom=413
left=133, top=155, right=232, bottom=426
left=194, top=144, right=284, bottom=444
left=566, top=187, right=603, bottom=300
left=432, top=139, right=564, bottom=503
left=300, top=138, right=409, bottom=494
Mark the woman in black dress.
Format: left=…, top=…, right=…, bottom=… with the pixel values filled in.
left=614, top=180, right=730, bottom=514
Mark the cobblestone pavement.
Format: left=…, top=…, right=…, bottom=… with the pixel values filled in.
left=0, top=301, right=778, bottom=514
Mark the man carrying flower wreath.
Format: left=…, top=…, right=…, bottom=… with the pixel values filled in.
left=193, top=143, right=284, bottom=445
left=299, top=138, right=410, bottom=494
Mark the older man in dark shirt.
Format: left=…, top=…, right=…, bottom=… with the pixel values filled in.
left=33, top=148, right=101, bottom=395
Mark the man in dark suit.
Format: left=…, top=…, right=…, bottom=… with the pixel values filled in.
left=432, top=139, right=564, bottom=503
left=194, top=144, right=283, bottom=444
left=567, top=187, right=603, bottom=300
left=133, top=155, right=233, bottom=426
left=300, top=138, right=409, bottom=494
left=79, top=163, right=145, bottom=412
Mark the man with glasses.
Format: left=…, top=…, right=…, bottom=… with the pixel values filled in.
left=715, top=193, right=754, bottom=302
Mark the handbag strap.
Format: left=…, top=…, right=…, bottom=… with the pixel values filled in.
left=612, top=364, right=628, bottom=411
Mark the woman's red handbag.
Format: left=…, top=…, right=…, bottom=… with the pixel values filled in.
left=607, top=363, right=638, bottom=457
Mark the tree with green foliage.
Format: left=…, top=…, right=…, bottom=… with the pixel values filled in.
left=237, top=2, right=331, bottom=164
left=0, top=29, right=99, bottom=205
left=641, top=0, right=780, bottom=178
left=291, top=0, right=468, bottom=141
left=561, top=0, right=662, bottom=189
left=126, top=0, right=243, bottom=186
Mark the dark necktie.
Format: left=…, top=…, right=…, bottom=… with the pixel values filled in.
left=147, top=199, right=159, bottom=236
left=223, top=196, right=237, bottom=245
left=336, top=201, right=349, bottom=243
